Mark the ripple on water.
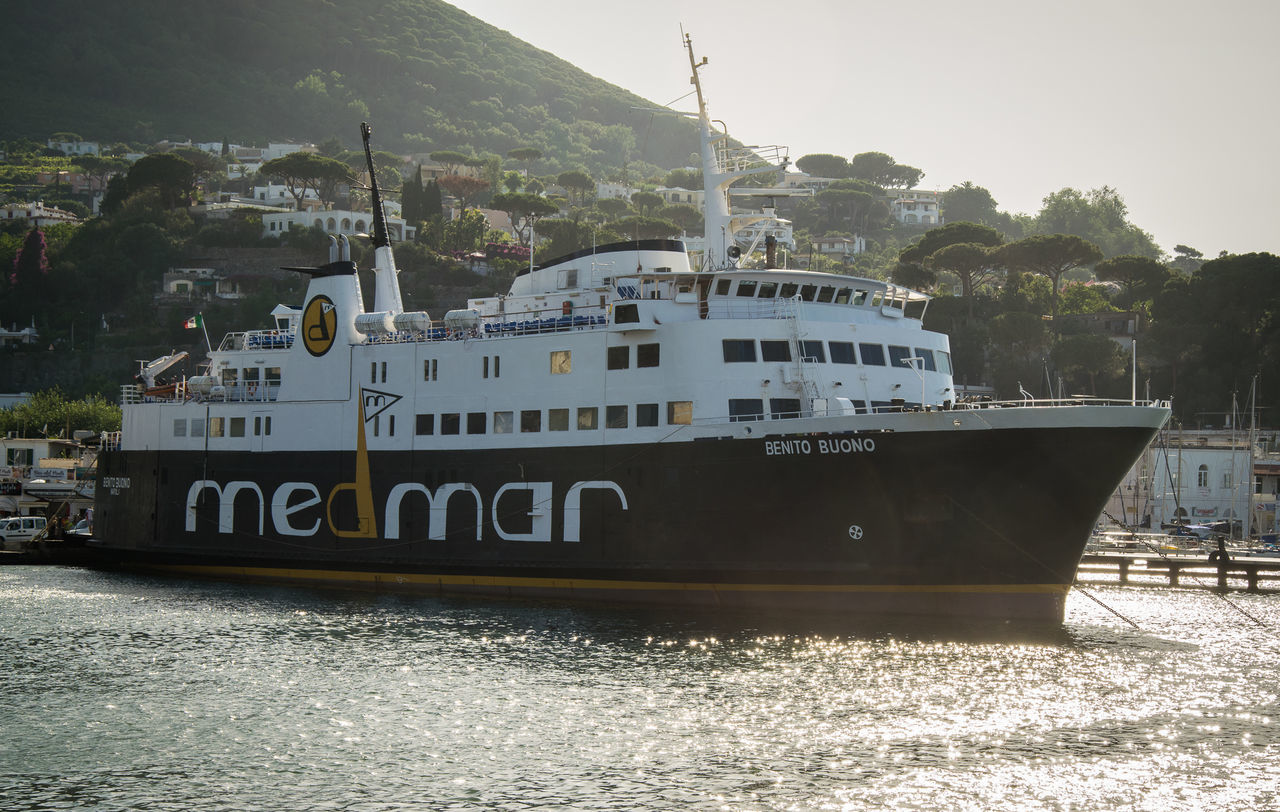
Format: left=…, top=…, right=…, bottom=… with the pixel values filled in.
left=0, top=569, right=1278, bottom=810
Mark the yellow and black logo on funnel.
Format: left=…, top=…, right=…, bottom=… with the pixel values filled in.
left=302, top=295, right=337, bottom=356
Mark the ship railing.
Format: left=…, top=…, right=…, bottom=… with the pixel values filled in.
left=954, top=397, right=1171, bottom=410
left=217, top=330, right=295, bottom=352
left=705, top=299, right=796, bottom=320
left=101, top=431, right=122, bottom=451
left=699, top=397, right=1170, bottom=426
left=361, top=305, right=613, bottom=345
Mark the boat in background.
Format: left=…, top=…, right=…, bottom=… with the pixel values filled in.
left=90, top=36, right=1170, bottom=621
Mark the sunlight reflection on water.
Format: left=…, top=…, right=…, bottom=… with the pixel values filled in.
left=0, top=568, right=1277, bottom=810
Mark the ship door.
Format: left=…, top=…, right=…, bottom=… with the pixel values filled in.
left=251, top=410, right=271, bottom=452
left=696, top=276, right=712, bottom=319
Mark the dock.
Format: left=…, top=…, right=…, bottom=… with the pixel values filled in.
left=1077, top=552, right=1280, bottom=593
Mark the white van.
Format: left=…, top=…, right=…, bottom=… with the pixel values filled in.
left=0, top=515, right=47, bottom=545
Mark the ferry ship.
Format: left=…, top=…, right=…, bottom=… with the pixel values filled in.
left=92, top=38, right=1170, bottom=620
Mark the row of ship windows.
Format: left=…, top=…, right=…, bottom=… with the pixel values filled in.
left=174, top=415, right=272, bottom=438
left=723, top=339, right=952, bottom=374
left=416, top=343, right=662, bottom=383
left=414, top=402, right=694, bottom=436
left=715, top=278, right=924, bottom=316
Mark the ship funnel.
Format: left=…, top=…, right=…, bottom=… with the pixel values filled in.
left=328, top=235, right=338, bottom=263
left=360, top=122, right=404, bottom=315
left=338, top=233, right=350, bottom=262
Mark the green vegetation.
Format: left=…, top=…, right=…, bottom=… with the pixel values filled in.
left=0, top=389, right=121, bottom=436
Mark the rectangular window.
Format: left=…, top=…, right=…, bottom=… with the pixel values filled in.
left=835, top=288, right=852, bottom=304
left=606, top=405, right=628, bottom=428
left=729, top=398, right=764, bottom=422
left=493, top=411, right=513, bottom=434
left=888, top=345, right=914, bottom=368
left=467, top=412, right=486, bottom=434
left=577, top=407, right=598, bottom=430
left=937, top=351, right=953, bottom=375
left=757, top=281, right=778, bottom=298
left=441, top=413, right=460, bottom=435
left=761, top=340, right=791, bottom=362
left=853, top=290, right=869, bottom=305
left=614, top=303, right=639, bottom=324
left=550, top=350, right=572, bottom=374
left=769, top=398, right=802, bottom=419
left=423, top=359, right=438, bottom=381
left=715, top=279, right=731, bottom=295
left=494, top=356, right=500, bottom=378
left=736, top=280, right=757, bottom=297
left=253, top=416, right=261, bottom=436
left=859, top=343, right=886, bottom=366
left=380, top=361, right=387, bottom=383
left=800, top=340, right=826, bottom=363
left=371, top=362, right=377, bottom=383
left=549, top=408, right=570, bottom=431
left=173, top=419, right=187, bottom=437
left=483, top=356, right=489, bottom=378
left=265, top=367, right=282, bottom=384
left=265, top=416, right=272, bottom=435
left=799, top=285, right=817, bottom=302
left=779, top=283, right=798, bottom=298
left=667, top=401, right=692, bottom=425
left=816, top=286, right=836, bottom=303
left=190, top=418, right=205, bottom=438
left=829, top=341, right=857, bottom=364
left=416, top=414, right=435, bottom=435
left=372, top=415, right=380, bottom=437
left=912, top=348, right=937, bottom=371
left=607, top=346, right=629, bottom=370
left=521, top=410, right=541, bottom=432
left=636, top=403, right=659, bottom=427
left=242, top=367, right=260, bottom=384
left=209, top=417, right=225, bottom=437
left=637, top=343, right=660, bottom=368
left=722, top=339, right=756, bottom=363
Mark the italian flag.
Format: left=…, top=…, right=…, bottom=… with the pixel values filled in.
left=183, top=315, right=203, bottom=329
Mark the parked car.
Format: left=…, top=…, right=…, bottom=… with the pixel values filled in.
left=0, top=515, right=48, bottom=545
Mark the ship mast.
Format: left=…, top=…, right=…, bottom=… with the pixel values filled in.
left=361, top=122, right=404, bottom=315
left=685, top=35, right=792, bottom=272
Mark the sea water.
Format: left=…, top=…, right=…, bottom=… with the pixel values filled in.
left=1, top=567, right=1277, bottom=811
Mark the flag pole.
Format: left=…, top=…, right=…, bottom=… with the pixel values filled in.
left=200, top=312, right=211, bottom=352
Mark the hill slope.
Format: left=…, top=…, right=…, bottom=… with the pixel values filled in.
left=2, top=0, right=695, bottom=174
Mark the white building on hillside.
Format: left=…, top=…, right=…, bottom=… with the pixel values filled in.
left=888, top=190, right=942, bottom=226
left=262, top=208, right=416, bottom=242
left=1, top=202, right=81, bottom=227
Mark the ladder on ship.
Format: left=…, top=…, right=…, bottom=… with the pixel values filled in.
left=782, top=296, right=821, bottom=414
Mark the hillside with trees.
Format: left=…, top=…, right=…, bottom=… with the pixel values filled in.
left=0, top=0, right=696, bottom=178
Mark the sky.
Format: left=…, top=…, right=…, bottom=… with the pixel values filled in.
left=447, top=0, right=1279, bottom=258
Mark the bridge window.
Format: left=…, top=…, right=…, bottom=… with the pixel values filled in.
left=780, top=283, right=798, bottom=298
left=637, top=343, right=660, bottom=368
left=799, top=285, right=817, bottom=302
left=912, top=348, right=937, bottom=371
left=441, top=413, right=460, bottom=435
left=549, top=408, right=570, bottom=431
left=667, top=401, right=692, bottom=425
left=736, top=281, right=757, bottom=297
left=521, top=410, right=541, bottom=433
left=416, top=414, right=435, bottom=435
left=800, top=341, right=825, bottom=363
left=729, top=399, right=764, bottom=422
left=859, top=344, right=886, bottom=366
left=757, top=281, right=778, bottom=298
left=606, top=405, right=628, bottom=429
left=467, top=413, right=486, bottom=434
left=835, top=288, right=852, bottom=304
left=816, top=286, right=836, bottom=303
left=608, top=346, right=629, bottom=370
left=937, top=352, right=953, bottom=375
left=577, top=407, right=598, bottom=430
left=715, top=279, right=731, bottom=295
left=722, top=339, right=756, bottom=363
left=888, top=346, right=914, bottom=368
left=829, top=342, right=857, bottom=364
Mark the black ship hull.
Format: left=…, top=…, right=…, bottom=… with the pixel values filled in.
left=92, top=420, right=1159, bottom=620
